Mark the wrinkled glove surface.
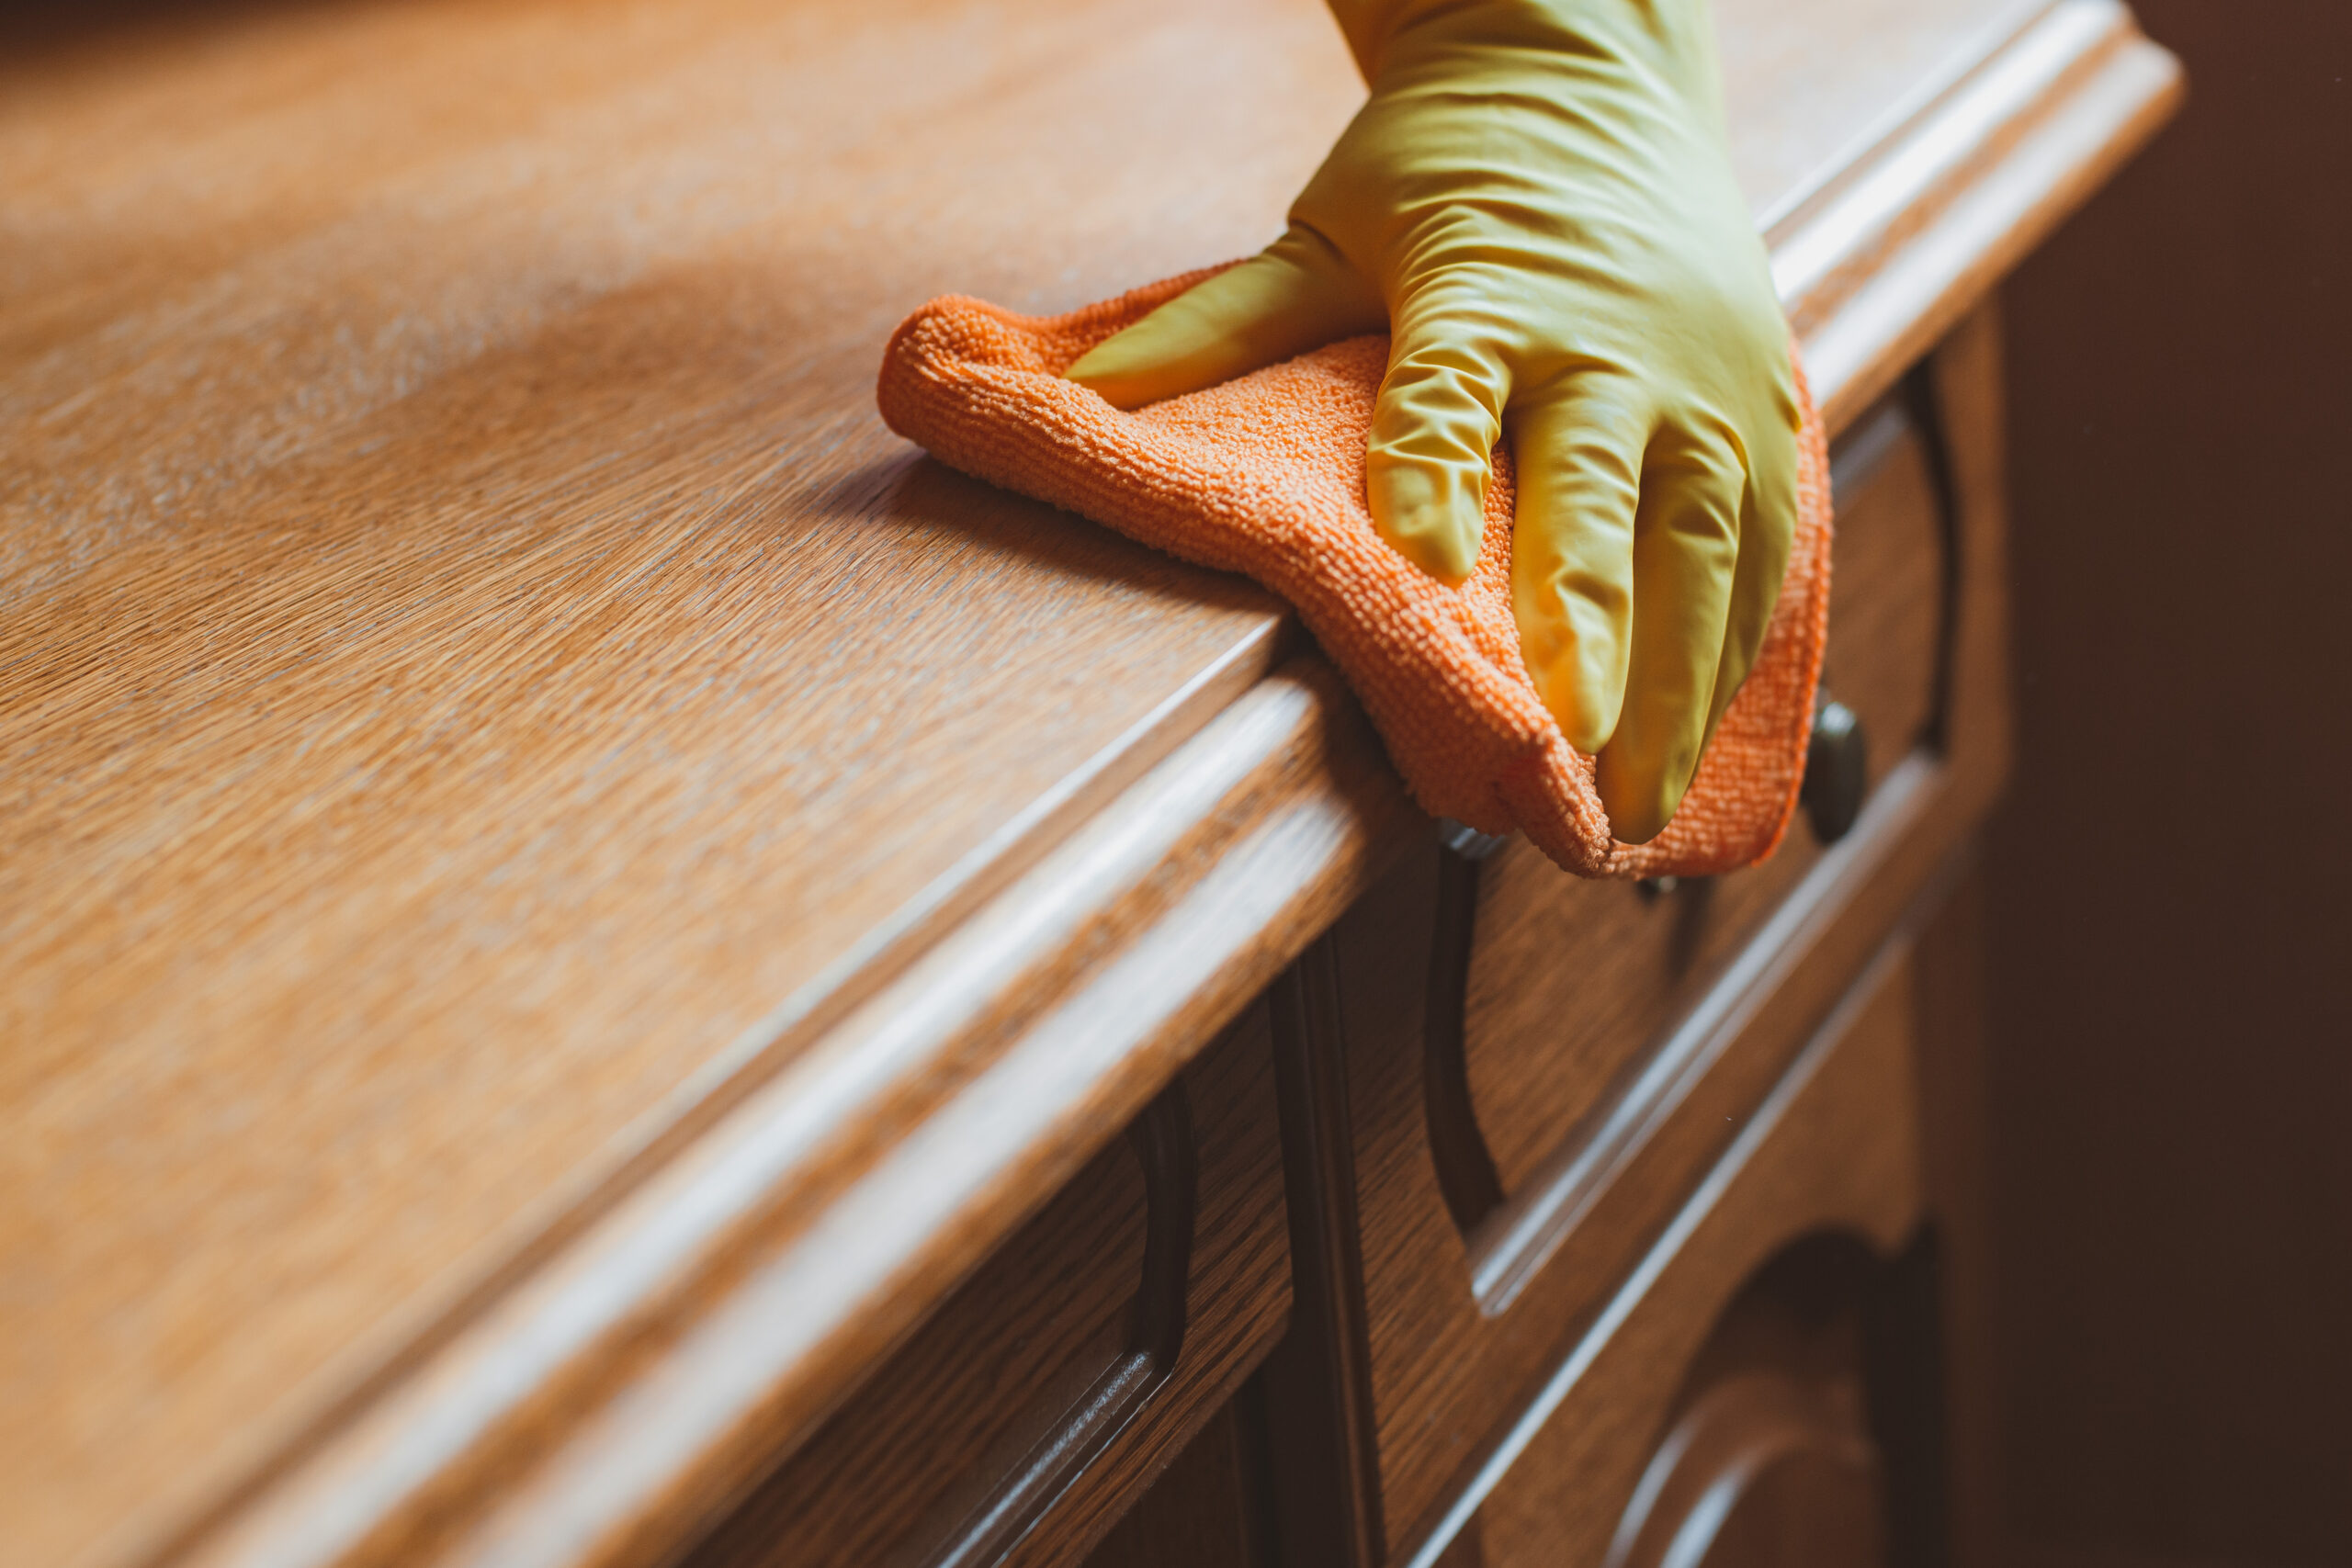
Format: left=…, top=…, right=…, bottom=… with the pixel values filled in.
left=1069, top=0, right=1798, bottom=842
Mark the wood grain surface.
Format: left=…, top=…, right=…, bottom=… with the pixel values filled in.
left=0, top=2, right=2176, bottom=1566
left=676, top=1125, right=1157, bottom=1568
left=1081, top=1384, right=1280, bottom=1568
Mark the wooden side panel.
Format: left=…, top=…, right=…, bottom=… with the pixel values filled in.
left=1258, top=942, right=1389, bottom=1568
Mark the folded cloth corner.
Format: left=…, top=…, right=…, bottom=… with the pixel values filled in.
left=876, top=265, right=1832, bottom=879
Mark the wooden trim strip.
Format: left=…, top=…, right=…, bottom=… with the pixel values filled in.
left=1756, top=0, right=2057, bottom=241
left=1780, top=0, right=2183, bottom=428
left=1264, top=942, right=1389, bottom=1568
left=1770, top=0, right=2097, bottom=284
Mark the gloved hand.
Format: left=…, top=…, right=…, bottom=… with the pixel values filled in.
left=1068, top=0, right=1798, bottom=843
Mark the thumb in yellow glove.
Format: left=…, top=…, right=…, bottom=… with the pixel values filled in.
left=1068, top=0, right=1799, bottom=844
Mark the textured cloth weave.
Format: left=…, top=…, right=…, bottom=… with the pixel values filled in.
left=876, top=266, right=1833, bottom=878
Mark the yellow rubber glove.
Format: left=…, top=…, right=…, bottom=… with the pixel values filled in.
left=1068, top=0, right=1798, bottom=843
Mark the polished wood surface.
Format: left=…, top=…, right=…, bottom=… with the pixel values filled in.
left=0, top=3, right=2177, bottom=1566
left=1770, top=0, right=2181, bottom=433
left=1721, top=0, right=2050, bottom=232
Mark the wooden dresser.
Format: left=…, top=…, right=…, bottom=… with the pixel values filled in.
left=0, top=3, right=2178, bottom=1567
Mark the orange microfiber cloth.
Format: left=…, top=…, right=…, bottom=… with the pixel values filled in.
left=876, top=265, right=1832, bottom=879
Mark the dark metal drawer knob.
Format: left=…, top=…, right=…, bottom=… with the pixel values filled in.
left=1802, top=696, right=1868, bottom=844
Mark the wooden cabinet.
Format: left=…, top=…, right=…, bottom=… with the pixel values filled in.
left=1, top=6, right=2177, bottom=1568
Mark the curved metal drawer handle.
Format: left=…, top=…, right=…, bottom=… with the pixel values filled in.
left=1424, top=822, right=1510, bottom=1239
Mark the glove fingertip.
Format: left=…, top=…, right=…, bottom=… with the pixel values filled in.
left=1594, top=741, right=1695, bottom=847
left=1064, top=341, right=1170, bottom=411
left=1366, top=454, right=1486, bottom=584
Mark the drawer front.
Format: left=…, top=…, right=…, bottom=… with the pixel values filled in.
left=1310, top=325, right=2014, bottom=1563
left=1467, top=936, right=1926, bottom=1568
left=681, top=1003, right=1292, bottom=1568
left=1459, top=395, right=1946, bottom=1204
left=1080, top=1392, right=1281, bottom=1568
